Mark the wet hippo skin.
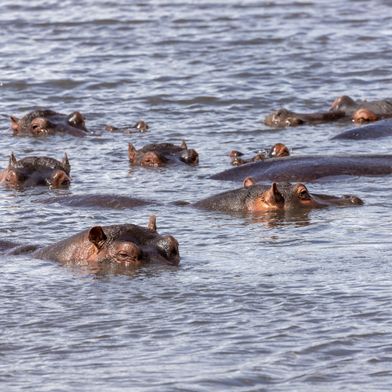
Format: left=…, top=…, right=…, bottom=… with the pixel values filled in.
left=332, top=119, right=392, bottom=140
left=0, top=153, right=71, bottom=189
left=211, top=155, right=392, bottom=183
left=10, top=109, right=88, bottom=137
left=128, top=141, right=199, bottom=167
left=194, top=178, right=362, bottom=213
left=31, top=216, right=180, bottom=267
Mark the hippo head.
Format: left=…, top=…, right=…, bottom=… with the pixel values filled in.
left=179, top=141, right=199, bottom=166
left=10, top=109, right=87, bottom=136
left=85, top=216, right=180, bottom=266
left=282, top=183, right=363, bottom=209
left=243, top=177, right=285, bottom=212
left=269, top=143, right=290, bottom=158
left=264, top=108, right=305, bottom=127
left=1, top=153, right=71, bottom=189
left=128, top=143, right=169, bottom=167
left=352, top=108, right=379, bottom=123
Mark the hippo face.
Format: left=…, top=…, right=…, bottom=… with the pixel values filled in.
left=128, top=141, right=199, bottom=167
left=245, top=182, right=285, bottom=212
left=269, top=143, right=290, bottom=158
left=10, top=109, right=88, bottom=137
left=0, top=153, right=71, bottom=189
left=34, top=216, right=180, bottom=267
left=264, top=109, right=305, bottom=127
left=281, top=183, right=363, bottom=209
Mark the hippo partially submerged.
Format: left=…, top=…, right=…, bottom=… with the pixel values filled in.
left=264, top=95, right=392, bottom=127
left=4, top=216, right=179, bottom=268
left=264, top=108, right=346, bottom=127
left=194, top=178, right=362, bottom=213
left=40, top=194, right=153, bottom=209
left=332, top=119, right=392, bottom=140
left=211, top=155, right=392, bottom=183
left=128, top=141, right=199, bottom=167
left=0, top=153, right=71, bottom=189
left=230, top=143, right=290, bottom=166
left=10, top=109, right=88, bottom=137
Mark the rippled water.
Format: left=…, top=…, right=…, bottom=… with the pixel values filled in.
left=1, top=1, right=392, bottom=391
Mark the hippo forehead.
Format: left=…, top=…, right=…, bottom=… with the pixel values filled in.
left=140, top=143, right=184, bottom=154
left=21, top=109, right=59, bottom=123
left=100, top=224, right=163, bottom=245
left=13, top=157, right=69, bottom=174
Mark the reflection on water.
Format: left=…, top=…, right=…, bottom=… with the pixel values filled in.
left=1, top=0, right=392, bottom=391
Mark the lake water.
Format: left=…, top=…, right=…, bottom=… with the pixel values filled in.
left=1, top=1, right=392, bottom=391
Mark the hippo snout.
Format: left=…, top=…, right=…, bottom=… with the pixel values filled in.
left=156, top=235, right=180, bottom=265
left=180, top=149, right=199, bottom=165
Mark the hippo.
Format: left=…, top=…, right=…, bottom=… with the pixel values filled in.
left=32, top=216, right=180, bottom=267
left=0, top=153, right=71, bottom=189
left=230, top=143, right=289, bottom=166
left=264, top=108, right=346, bottom=127
left=264, top=95, right=392, bottom=128
left=128, top=141, right=199, bottom=167
left=194, top=178, right=362, bottom=213
left=211, top=155, right=392, bottom=183
left=105, top=120, right=150, bottom=133
left=332, top=119, right=392, bottom=140
left=40, top=194, right=153, bottom=209
left=330, top=95, right=392, bottom=119
left=10, top=109, right=88, bottom=137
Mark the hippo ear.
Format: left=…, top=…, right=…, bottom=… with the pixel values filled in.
left=148, top=215, right=157, bottom=231
left=88, top=226, right=107, bottom=250
left=62, top=153, right=71, bottom=174
left=10, top=116, right=19, bottom=133
left=8, top=152, right=17, bottom=167
left=128, top=143, right=137, bottom=164
left=243, top=176, right=256, bottom=188
left=180, top=140, right=188, bottom=149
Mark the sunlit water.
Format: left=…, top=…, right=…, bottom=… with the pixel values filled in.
left=1, top=1, right=392, bottom=391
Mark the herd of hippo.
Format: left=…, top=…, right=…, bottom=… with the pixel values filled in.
left=1, top=94, right=392, bottom=270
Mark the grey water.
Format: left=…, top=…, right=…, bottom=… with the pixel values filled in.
left=1, top=0, right=392, bottom=391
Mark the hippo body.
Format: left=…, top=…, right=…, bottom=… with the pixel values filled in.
left=211, top=155, right=392, bottom=183
left=41, top=194, right=152, bottom=209
left=195, top=180, right=362, bottom=213
left=10, top=109, right=88, bottom=137
left=128, top=141, right=199, bottom=167
left=32, top=216, right=180, bottom=267
left=332, top=119, right=392, bottom=140
left=0, top=153, right=71, bottom=189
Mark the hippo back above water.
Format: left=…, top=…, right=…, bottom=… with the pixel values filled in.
left=332, top=119, right=392, bottom=140
left=211, top=155, right=392, bottom=183
left=10, top=109, right=88, bottom=137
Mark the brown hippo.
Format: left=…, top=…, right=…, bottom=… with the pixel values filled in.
left=32, top=216, right=180, bottom=267
left=40, top=194, right=153, bottom=209
left=0, top=153, right=71, bottom=189
left=264, top=108, right=346, bottom=127
left=230, top=143, right=290, bottom=166
left=194, top=178, right=362, bottom=213
left=194, top=182, right=285, bottom=212
left=264, top=95, right=392, bottom=127
left=105, top=120, right=150, bottom=133
left=211, top=155, right=392, bottom=183
left=330, top=95, right=392, bottom=119
left=10, top=109, right=88, bottom=137
left=332, top=119, right=392, bottom=140
left=128, top=141, right=199, bottom=167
